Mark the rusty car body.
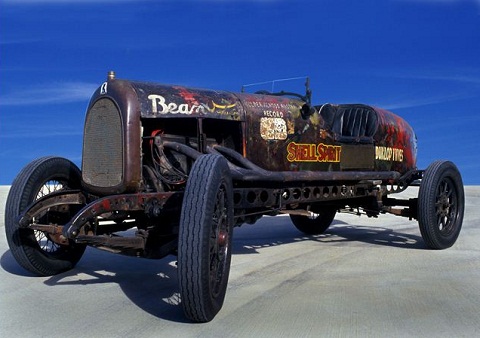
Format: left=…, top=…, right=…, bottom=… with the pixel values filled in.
left=5, top=72, right=464, bottom=322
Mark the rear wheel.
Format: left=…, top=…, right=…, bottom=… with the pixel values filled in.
left=290, top=208, right=337, bottom=235
left=418, top=160, right=464, bottom=249
left=178, top=154, right=234, bottom=322
left=5, top=156, right=86, bottom=276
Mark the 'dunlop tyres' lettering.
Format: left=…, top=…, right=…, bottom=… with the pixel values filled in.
left=287, top=142, right=341, bottom=163
left=375, top=146, right=404, bottom=162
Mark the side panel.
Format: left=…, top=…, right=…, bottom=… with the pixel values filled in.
left=239, top=99, right=416, bottom=174
left=237, top=94, right=344, bottom=172
left=373, top=107, right=417, bottom=173
left=131, top=81, right=245, bottom=121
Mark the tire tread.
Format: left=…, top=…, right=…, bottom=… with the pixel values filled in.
left=178, top=154, right=233, bottom=322
left=418, top=160, right=464, bottom=249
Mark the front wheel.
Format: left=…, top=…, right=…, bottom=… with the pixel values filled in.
left=178, top=154, right=234, bottom=323
left=5, top=156, right=86, bottom=276
left=418, top=160, right=464, bottom=249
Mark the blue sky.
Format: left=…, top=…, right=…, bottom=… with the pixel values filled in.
left=1, top=0, right=479, bottom=185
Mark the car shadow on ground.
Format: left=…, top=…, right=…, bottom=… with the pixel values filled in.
left=0, top=217, right=425, bottom=323
left=0, top=248, right=188, bottom=322
left=232, top=218, right=426, bottom=255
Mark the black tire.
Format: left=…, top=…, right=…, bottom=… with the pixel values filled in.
left=5, top=156, right=87, bottom=276
left=290, top=208, right=337, bottom=235
left=178, top=154, right=234, bottom=323
left=418, top=160, right=464, bottom=249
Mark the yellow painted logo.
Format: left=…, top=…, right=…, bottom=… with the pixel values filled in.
left=375, top=146, right=404, bottom=162
left=287, top=142, right=341, bottom=163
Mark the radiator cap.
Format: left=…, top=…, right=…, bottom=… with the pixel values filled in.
left=107, top=70, right=115, bottom=81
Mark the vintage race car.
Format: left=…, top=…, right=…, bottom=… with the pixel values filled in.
left=5, top=71, right=464, bottom=322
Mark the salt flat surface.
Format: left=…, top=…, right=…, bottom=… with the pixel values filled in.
left=1, top=186, right=479, bottom=337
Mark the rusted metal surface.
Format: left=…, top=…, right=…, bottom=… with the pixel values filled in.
left=63, top=191, right=179, bottom=238
left=209, top=95, right=417, bottom=174
left=238, top=92, right=315, bottom=172
left=133, top=81, right=245, bottom=121
left=18, top=190, right=86, bottom=228
left=29, top=224, right=69, bottom=245
left=214, top=145, right=403, bottom=184
left=84, top=76, right=418, bottom=197
left=74, top=74, right=424, bottom=230
left=230, top=167, right=401, bottom=183
left=75, top=234, right=146, bottom=255
left=373, top=107, right=417, bottom=173
left=83, top=79, right=143, bottom=195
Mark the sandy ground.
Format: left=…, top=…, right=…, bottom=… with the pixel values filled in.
left=1, top=185, right=479, bottom=338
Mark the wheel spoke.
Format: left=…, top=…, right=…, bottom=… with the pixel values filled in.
left=36, top=181, right=65, bottom=199
left=433, top=178, right=459, bottom=235
left=446, top=188, right=453, bottom=198
left=34, top=230, right=60, bottom=253
left=33, top=180, right=68, bottom=254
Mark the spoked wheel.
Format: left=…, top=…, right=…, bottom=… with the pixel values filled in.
left=290, top=208, right=337, bottom=235
left=5, top=156, right=86, bottom=276
left=178, top=154, right=234, bottom=323
left=418, top=160, right=464, bottom=249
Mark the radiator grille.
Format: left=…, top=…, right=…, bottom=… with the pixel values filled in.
left=82, top=98, right=123, bottom=188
